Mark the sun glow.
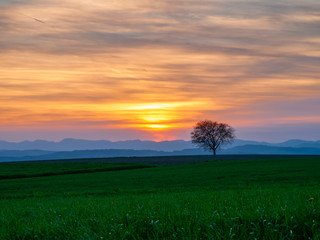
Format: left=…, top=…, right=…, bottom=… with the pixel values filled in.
left=122, top=101, right=207, bottom=132
left=148, top=124, right=169, bottom=129
left=126, top=102, right=197, bottom=110
left=142, top=116, right=171, bottom=122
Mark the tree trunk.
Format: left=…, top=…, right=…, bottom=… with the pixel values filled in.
left=213, top=148, right=216, bottom=161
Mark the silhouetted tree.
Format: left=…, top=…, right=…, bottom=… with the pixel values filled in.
left=191, top=120, right=235, bottom=159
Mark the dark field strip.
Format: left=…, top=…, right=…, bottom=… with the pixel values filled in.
left=17, top=154, right=320, bottom=165
left=0, top=162, right=152, bottom=180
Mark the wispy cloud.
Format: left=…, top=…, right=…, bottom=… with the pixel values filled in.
left=1, top=0, right=320, bottom=141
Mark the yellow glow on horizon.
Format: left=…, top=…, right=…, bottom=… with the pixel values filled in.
left=124, top=102, right=204, bottom=111
left=123, top=101, right=211, bottom=131
left=148, top=124, right=169, bottom=129
left=127, top=103, right=174, bottom=110
left=141, top=116, right=172, bottom=122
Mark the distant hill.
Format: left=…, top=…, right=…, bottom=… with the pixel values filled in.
left=222, top=145, right=320, bottom=155
left=0, top=150, right=53, bottom=158
left=0, top=138, right=319, bottom=162
left=0, top=148, right=207, bottom=162
left=1, top=138, right=320, bottom=152
left=0, top=145, right=320, bottom=163
left=0, top=139, right=193, bottom=151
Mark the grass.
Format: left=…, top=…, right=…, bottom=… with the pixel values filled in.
left=0, top=156, right=320, bottom=239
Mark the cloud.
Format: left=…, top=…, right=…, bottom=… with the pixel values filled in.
left=237, top=122, right=320, bottom=142
left=0, top=0, right=320, bottom=140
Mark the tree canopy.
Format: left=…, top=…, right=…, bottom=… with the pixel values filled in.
left=191, top=120, right=235, bottom=158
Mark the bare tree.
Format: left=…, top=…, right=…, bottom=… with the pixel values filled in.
left=191, top=120, right=235, bottom=159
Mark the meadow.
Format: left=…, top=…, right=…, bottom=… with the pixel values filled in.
left=0, top=156, right=319, bottom=239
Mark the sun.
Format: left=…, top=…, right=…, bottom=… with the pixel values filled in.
left=147, top=124, right=170, bottom=129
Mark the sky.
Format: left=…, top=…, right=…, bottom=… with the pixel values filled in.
left=1, top=0, right=320, bottom=142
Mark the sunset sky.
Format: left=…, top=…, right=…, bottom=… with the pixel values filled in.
left=1, top=0, right=320, bottom=142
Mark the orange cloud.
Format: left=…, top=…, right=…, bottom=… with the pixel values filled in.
left=0, top=0, right=320, bottom=141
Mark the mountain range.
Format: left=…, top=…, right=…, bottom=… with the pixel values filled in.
left=0, top=138, right=319, bottom=162
left=1, top=138, right=320, bottom=151
left=0, top=138, right=193, bottom=151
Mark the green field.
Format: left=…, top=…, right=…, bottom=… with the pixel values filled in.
left=1, top=156, right=320, bottom=239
